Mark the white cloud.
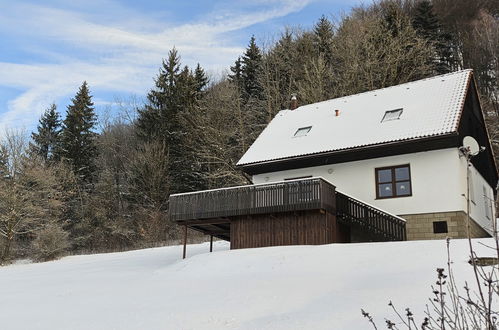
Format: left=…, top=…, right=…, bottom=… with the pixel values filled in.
left=0, top=0, right=315, bottom=133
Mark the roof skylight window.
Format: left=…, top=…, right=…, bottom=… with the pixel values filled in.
left=293, top=126, right=312, bottom=137
left=381, top=108, right=403, bottom=122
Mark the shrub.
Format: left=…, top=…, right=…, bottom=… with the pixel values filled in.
left=32, top=224, right=69, bottom=262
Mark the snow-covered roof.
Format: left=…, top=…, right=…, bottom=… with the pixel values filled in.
left=237, top=70, right=472, bottom=166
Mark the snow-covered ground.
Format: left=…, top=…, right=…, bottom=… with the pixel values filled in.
left=0, top=238, right=495, bottom=329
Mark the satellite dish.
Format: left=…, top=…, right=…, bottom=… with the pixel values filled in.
left=463, top=136, right=480, bottom=156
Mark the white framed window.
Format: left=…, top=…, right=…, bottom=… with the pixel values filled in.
left=293, top=126, right=312, bottom=137
left=375, top=164, right=412, bottom=199
left=381, top=108, right=403, bottom=122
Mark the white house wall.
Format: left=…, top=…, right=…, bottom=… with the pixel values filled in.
left=252, top=148, right=494, bottom=231
left=463, top=159, right=496, bottom=234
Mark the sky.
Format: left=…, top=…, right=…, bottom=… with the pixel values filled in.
left=0, top=0, right=364, bottom=134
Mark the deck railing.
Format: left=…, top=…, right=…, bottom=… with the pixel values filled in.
left=336, top=191, right=406, bottom=241
left=169, top=178, right=336, bottom=222
left=169, top=178, right=406, bottom=241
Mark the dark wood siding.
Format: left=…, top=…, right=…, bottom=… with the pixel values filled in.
left=458, top=81, right=498, bottom=190
left=171, top=178, right=407, bottom=249
left=230, top=210, right=343, bottom=249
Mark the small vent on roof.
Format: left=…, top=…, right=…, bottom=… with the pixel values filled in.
left=293, top=126, right=312, bottom=137
left=381, top=108, right=403, bottom=122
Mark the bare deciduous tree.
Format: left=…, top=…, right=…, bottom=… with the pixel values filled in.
left=332, top=6, right=434, bottom=96
left=0, top=131, right=66, bottom=263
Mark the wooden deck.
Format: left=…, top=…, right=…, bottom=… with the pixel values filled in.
left=169, top=178, right=336, bottom=222
left=169, top=178, right=406, bottom=248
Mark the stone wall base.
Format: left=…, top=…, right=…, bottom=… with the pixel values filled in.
left=399, top=211, right=490, bottom=240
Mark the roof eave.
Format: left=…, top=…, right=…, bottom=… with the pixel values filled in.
left=238, top=133, right=460, bottom=175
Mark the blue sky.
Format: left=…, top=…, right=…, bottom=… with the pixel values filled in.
left=0, top=0, right=363, bottom=133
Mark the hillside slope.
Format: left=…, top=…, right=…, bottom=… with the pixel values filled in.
left=0, top=239, right=493, bottom=329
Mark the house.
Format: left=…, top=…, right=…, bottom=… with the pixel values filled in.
left=169, top=69, right=498, bottom=256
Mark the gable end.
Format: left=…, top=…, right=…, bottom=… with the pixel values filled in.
left=457, top=75, right=498, bottom=190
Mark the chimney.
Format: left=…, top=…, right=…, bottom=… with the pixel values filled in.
left=335, top=109, right=340, bottom=117
left=290, top=95, right=298, bottom=110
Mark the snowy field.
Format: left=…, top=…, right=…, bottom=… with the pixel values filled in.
left=0, top=238, right=495, bottom=330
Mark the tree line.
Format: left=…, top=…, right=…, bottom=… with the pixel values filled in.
left=0, top=0, right=497, bottom=263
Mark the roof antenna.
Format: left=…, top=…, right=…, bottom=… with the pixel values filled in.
left=290, top=94, right=298, bottom=110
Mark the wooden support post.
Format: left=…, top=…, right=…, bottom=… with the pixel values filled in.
left=182, top=225, right=187, bottom=259
left=210, top=235, right=213, bottom=252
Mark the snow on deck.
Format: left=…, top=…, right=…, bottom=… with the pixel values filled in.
left=0, top=238, right=493, bottom=329
left=238, top=70, right=471, bottom=165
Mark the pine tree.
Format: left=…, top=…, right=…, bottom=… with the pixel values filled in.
left=313, top=15, right=335, bottom=64
left=136, top=49, right=207, bottom=194
left=58, top=82, right=97, bottom=183
left=412, top=0, right=454, bottom=74
left=229, top=57, right=243, bottom=91
left=241, top=36, right=264, bottom=100
left=178, top=65, right=198, bottom=109
left=194, top=63, right=209, bottom=94
left=136, top=48, right=183, bottom=142
left=31, top=103, right=61, bottom=162
left=412, top=1, right=439, bottom=40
